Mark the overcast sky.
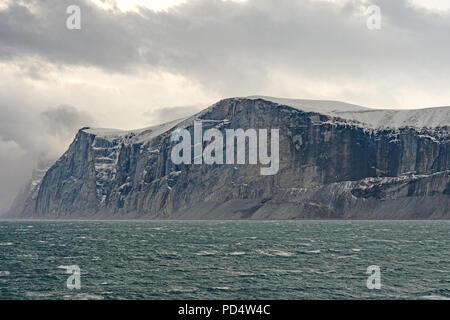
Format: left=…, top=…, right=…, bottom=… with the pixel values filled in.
left=0, top=0, right=449, bottom=212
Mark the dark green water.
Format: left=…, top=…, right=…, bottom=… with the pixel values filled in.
left=0, top=220, right=449, bottom=300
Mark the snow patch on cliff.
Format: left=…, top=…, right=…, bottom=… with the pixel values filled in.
left=82, top=97, right=449, bottom=140
left=83, top=118, right=184, bottom=143
left=247, top=96, right=450, bottom=129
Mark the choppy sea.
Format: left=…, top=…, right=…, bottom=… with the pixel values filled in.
left=0, top=220, right=449, bottom=300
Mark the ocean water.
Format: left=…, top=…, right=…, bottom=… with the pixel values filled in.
left=0, top=220, right=449, bottom=300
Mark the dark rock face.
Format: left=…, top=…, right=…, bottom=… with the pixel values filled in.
left=7, top=98, right=450, bottom=219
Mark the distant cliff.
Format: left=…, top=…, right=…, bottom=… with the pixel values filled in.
left=6, top=97, right=450, bottom=219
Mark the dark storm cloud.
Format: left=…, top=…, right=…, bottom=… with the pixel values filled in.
left=0, top=0, right=449, bottom=93
left=0, top=0, right=141, bottom=71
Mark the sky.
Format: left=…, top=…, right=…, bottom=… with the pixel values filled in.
left=0, top=0, right=450, bottom=212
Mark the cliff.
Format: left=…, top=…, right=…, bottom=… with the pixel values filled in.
left=6, top=97, right=450, bottom=219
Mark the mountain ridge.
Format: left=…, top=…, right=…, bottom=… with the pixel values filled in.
left=83, top=96, right=450, bottom=140
left=4, top=97, right=449, bottom=219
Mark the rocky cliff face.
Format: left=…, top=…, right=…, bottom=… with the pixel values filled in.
left=6, top=97, right=450, bottom=219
